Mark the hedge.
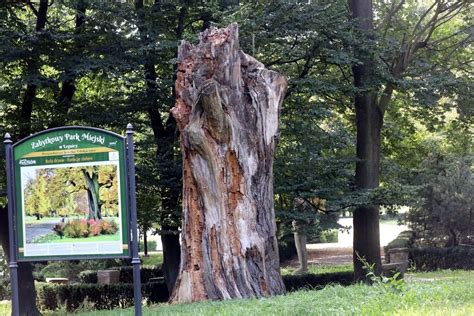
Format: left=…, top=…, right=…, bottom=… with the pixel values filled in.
left=78, top=265, right=163, bottom=284
left=0, top=281, right=9, bottom=300
left=37, top=281, right=169, bottom=312
left=38, top=270, right=354, bottom=312
left=282, top=271, right=354, bottom=292
left=409, top=246, right=474, bottom=271
left=278, top=234, right=297, bottom=263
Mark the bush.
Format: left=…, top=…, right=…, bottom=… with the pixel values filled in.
left=283, top=271, right=354, bottom=292
left=278, top=234, right=297, bottom=263
left=60, top=219, right=118, bottom=238
left=407, top=155, right=473, bottom=247
left=64, top=219, right=90, bottom=238
left=100, top=220, right=118, bottom=235
left=37, top=281, right=169, bottom=312
left=78, top=270, right=98, bottom=284
left=40, top=270, right=356, bottom=312
left=0, top=281, right=9, bottom=301
left=318, top=230, right=338, bottom=243
left=78, top=265, right=163, bottom=284
left=139, top=240, right=157, bottom=252
left=409, top=246, right=474, bottom=271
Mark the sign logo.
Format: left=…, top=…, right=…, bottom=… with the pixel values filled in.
left=19, top=159, right=36, bottom=166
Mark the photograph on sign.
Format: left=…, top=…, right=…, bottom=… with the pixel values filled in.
left=20, top=161, right=124, bottom=257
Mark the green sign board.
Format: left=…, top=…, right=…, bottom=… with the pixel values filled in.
left=13, top=127, right=130, bottom=261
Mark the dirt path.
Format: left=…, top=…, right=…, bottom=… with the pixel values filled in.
left=284, top=247, right=388, bottom=267
left=282, top=217, right=406, bottom=268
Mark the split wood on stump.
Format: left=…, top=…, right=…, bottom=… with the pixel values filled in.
left=170, top=23, right=287, bottom=303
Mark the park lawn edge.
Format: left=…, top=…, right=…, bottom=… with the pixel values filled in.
left=28, top=270, right=472, bottom=315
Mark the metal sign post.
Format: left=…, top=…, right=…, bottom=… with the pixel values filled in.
left=5, top=133, right=20, bottom=316
left=126, top=124, right=142, bottom=316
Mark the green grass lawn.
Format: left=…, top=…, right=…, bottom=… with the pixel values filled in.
left=33, top=231, right=120, bottom=243
left=10, top=269, right=463, bottom=315
left=140, top=253, right=163, bottom=266
left=0, top=301, right=9, bottom=315
left=1, top=270, right=471, bottom=315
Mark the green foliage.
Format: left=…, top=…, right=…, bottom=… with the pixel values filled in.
left=282, top=271, right=353, bottom=292
left=310, top=229, right=339, bottom=244
left=140, top=253, right=163, bottom=266
left=409, top=246, right=474, bottom=271
left=408, top=154, right=474, bottom=247
left=24, top=170, right=51, bottom=218
left=358, top=254, right=406, bottom=294
left=138, top=240, right=157, bottom=252
left=36, top=281, right=168, bottom=312
left=23, top=166, right=118, bottom=219
left=0, top=249, right=9, bottom=300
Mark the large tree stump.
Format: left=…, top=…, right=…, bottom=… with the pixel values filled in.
left=170, top=23, right=287, bottom=303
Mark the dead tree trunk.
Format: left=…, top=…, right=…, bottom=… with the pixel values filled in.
left=170, top=23, right=286, bottom=303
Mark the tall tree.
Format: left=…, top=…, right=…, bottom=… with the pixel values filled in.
left=50, top=0, right=87, bottom=128
left=133, top=0, right=184, bottom=291
left=348, top=0, right=472, bottom=279
left=348, top=0, right=383, bottom=280
left=18, top=0, right=48, bottom=139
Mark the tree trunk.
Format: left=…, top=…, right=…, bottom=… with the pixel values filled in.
left=134, top=0, right=183, bottom=292
left=143, top=228, right=148, bottom=256
left=19, top=0, right=48, bottom=139
left=170, top=23, right=286, bottom=303
left=51, top=0, right=86, bottom=128
left=349, top=0, right=383, bottom=281
left=82, top=170, right=101, bottom=220
left=161, top=224, right=180, bottom=292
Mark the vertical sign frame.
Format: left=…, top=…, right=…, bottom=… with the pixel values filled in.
left=126, top=124, right=142, bottom=316
left=5, top=125, right=142, bottom=315
left=5, top=133, right=20, bottom=316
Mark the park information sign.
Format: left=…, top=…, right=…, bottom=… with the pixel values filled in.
left=12, top=127, right=129, bottom=261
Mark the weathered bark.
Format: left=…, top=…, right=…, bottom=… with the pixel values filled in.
left=170, top=23, right=286, bottom=303
left=349, top=0, right=382, bottom=280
